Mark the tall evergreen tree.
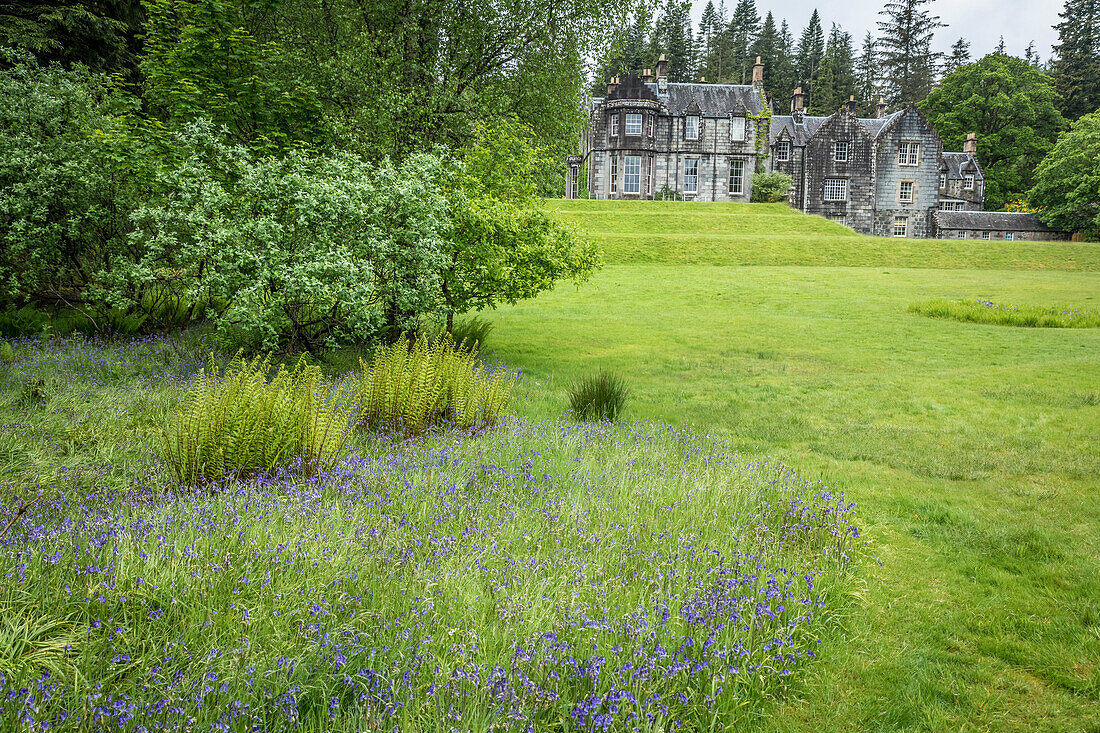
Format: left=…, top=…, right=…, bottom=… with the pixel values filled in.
left=697, top=1, right=722, bottom=78
left=590, top=11, right=651, bottom=95
left=876, top=0, right=944, bottom=105
left=728, top=0, right=761, bottom=83
left=812, top=23, right=855, bottom=114
left=652, top=0, right=695, bottom=81
left=796, top=9, right=825, bottom=110
left=773, top=19, right=798, bottom=108
left=751, top=12, right=784, bottom=102
left=994, top=35, right=1006, bottom=54
left=946, top=37, right=971, bottom=73
left=1052, top=0, right=1100, bottom=119
left=856, top=32, right=880, bottom=115
left=1024, top=40, right=1039, bottom=66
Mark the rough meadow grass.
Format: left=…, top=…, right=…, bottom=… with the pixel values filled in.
left=909, top=298, right=1100, bottom=327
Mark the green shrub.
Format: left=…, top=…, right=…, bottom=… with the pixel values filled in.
left=449, top=316, right=494, bottom=349
left=653, top=185, right=683, bottom=201
left=0, top=341, right=12, bottom=363
left=356, top=334, right=514, bottom=434
left=0, top=306, right=51, bottom=337
left=163, top=353, right=357, bottom=486
left=750, top=171, right=793, bottom=202
left=569, top=371, right=629, bottom=422
left=909, top=299, right=1100, bottom=328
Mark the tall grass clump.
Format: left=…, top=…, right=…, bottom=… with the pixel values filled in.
left=909, top=299, right=1100, bottom=327
left=163, top=353, right=357, bottom=485
left=356, top=334, right=514, bottom=434
left=448, top=315, right=494, bottom=349
left=570, top=370, right=630, bottom=421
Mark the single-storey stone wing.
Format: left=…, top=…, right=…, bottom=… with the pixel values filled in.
left=934, top=211, right=1067, bottom=241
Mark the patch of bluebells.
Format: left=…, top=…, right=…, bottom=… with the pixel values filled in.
left=0, top=407, right=861, bottom=730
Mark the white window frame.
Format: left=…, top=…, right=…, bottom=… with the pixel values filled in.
left=728, top=159, right=745, bottom=195
left=625, top=113, right=643, bottom=136
left=609, top=114, right=619, bottom=137
left=685, top=115, right=700, bottom=140
left=834, top=141, right=849, bottom=162
left=623, top=155, right=641, bottom=194
left=964, top=174, right=975, bottom=190
left=900, top=180, right=914, bottom=204
left=647, top=155, right=654, bottom=194
left=775, top=141, right=791, bottom=162
left=898, top=142, right=919, bottom=166
left=939, top=172, right=946, bottom=188
left=609, top=155, right=617, bottom=195
left=730, top=116, right=746, bottom=142
left=981, top=231, right=991, bottom=240
left=893, top=216, right=908, bottom=237
left=684, top=158, right=699, bottom=193
left=647, top=115, right=654, bottom=137
left=823, top=178, right=847, bottom=201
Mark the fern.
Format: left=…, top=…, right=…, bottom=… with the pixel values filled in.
left=163, top=352, right=357, bottom=486
left=356, top=334, right=514, bottom=435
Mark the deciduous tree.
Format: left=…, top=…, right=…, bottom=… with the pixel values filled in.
left=1029, top=112, right=1100, bottom=238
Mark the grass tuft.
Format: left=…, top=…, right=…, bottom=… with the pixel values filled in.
left=569, top=370, right=630, bottom=422
left=909, top=299, right=1100, bottom=327
left=448, top=315, right=494, bottom=350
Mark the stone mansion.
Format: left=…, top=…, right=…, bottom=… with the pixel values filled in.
left=566, top=56, right=1058, bottom=239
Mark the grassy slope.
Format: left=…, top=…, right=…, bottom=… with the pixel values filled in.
left=487, top=200, right=1100, bottom=731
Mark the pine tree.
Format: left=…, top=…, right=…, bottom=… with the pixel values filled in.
left=697, top=1, right=721, bottom=78
left=876, top=0, right=944, bottom=105
left=590, top=11, right=651, bottom=95
left=774, top=19, right=798, bottom=108
left=1024, top=40, right=1039, bottom=66
left=813, top=24, right=856, bottom=114
left=994, top=35, right=1006, bottom=54
left=856, top=32, right=880, bottom=115
left=751, top=12, right=784, bottom=102
left=653, top=0, right=695, bottom=82
left=1052, top=0, right=1100, bottom=119
left=728, top=0, right=761, bottom=83
left=796, top=9, right=825, bottom=110
left=946, top=37, right=970, bottom=73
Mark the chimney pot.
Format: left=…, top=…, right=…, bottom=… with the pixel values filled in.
left=847, top=95, right=857, bottom=114
left=752, top=56, right=764, bottom=88
left=876, top=96, right=887, bottom=119
left=656, top=53, right=668, bottom=80
left=963, top=132, right=978, bottom=155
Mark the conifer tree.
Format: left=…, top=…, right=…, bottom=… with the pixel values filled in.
left=946, top=37, right=970, bottom=73
left=751, top=12, right=785, bottom=102
left=697, top=1, right=722, bottom=78
left=876, top=0, right=944, bottom=105
left=994, top=35, right=1006, bottom=54
left=728, top=0, right=761, bottom=83
left=856, top=32, right=880, bottom=115
left=652, top=0, right=695, bottom=81
left=1024, top=40, right=1039, bottom=66
left=773, top=19, right=798, bottom=107
left=812, top=24, right=855, bottom=114
left=1052, top=0, right=1100, bottom=119
left=796, top=9, right=825, bottom=109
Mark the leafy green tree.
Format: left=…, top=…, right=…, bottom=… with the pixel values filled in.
left=921, top=54, right=1068, bottom=210
left=1029, top=112, right=1100, bottom=238
left=1051, top=0, right=1100, bottom=119
left=441, top=119, right=599, bottom=332
left=795, top=10, right=824, bottom=109
left=876, top=0, right=943, bottom=105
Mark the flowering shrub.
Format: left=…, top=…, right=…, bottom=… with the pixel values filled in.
left=909, top=299, right=1100, bottom=328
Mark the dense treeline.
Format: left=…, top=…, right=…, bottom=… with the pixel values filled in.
left=0, top=0, right=624, bottom=347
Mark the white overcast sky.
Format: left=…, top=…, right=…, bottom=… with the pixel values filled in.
left=689, top=0, right=1064, bottom=60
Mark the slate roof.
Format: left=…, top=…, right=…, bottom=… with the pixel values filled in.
left=768, top=110, right=903, bottom=145
left=941, top=152, right=982, bottom=179
left=935, top=211, right=1056, bottom=232
left=652, top=82, right=767, bottom=115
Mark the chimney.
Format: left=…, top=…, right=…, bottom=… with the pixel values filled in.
left=791, top=87, right=805, bottom=113
left=963, top=132, right=978, bottom=156
left=656, top=54, right=668, bottom=80
left=700, top=76, right=706, bottom=83
left=752, top=55, right=764, bottom=89
left=876, top=97, right=887, bottom=119
left=642, top=68, right=654, bottom=84
left=847, top=95, right=857, bottom=114
left=606, top=76, right=619, bottom=96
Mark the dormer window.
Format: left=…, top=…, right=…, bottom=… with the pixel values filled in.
left=775, top=140, right=791, bottom=162
left=730, top=116, right=746, bottom=141
left=609, top=114, right=618, bottom=137
left=686, top=115, right=700, bottom=140
left=834, top=141, right=849, bottom=162
left=964, top=174, right=975, bottom=190
left=625, top=113, right=642, bottom=136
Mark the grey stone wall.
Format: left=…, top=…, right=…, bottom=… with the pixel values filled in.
left=872, top=108, right=943, bottom=238
left=802, top=107, right=877, bottom=233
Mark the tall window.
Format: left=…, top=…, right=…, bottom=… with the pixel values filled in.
left=893, top=216, right=908, bottom=237
left=823, top=178, right=847, bottom=201
left=964, top=174, right=975, bottom=190
left=647, top=115, right=654, bottom=137
left=610, top=155, right=617, bottom=195
left=730, top=116, right=746, bottom=141
left=729, top=159, right=745, bottom=195
left=686, top=115, right=700, bottom=140
left=625, top=113, right=642, bottom=136
left=646, top=156, right=653, bottom=194
left=939, top=172, right=946, bottom=188
left=900, top=181, right=914, bottom=203
left=624, top=155, right=641, bottom=194
left=684, top=158, right=699, bottom=193
left=834, top=141, right=849, bottom=162
left=897, top=142, right=919, bottom=166
left=775, top=141, right=791, bottom=161
left=609, top=114, right=619, bottom=137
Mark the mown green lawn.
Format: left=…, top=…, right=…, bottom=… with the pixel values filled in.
left=487, top=200, right=1100, bottom=731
